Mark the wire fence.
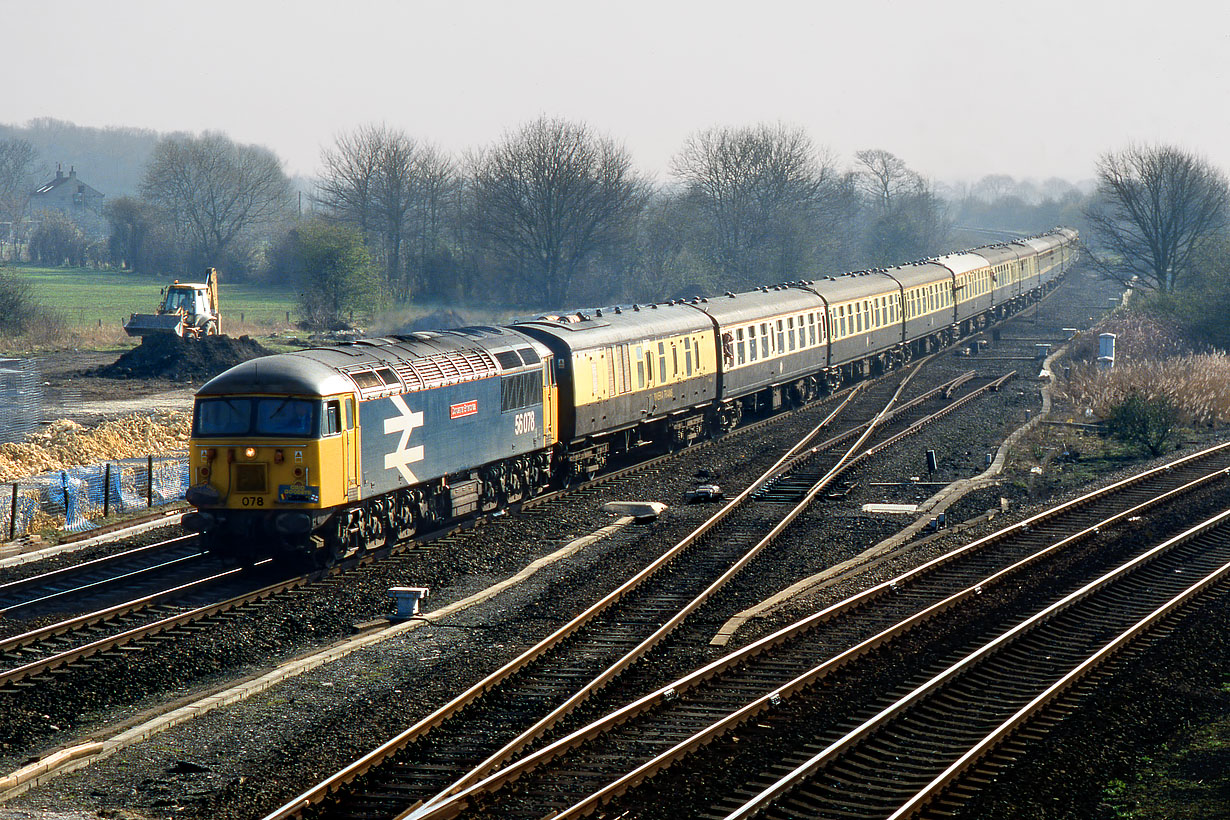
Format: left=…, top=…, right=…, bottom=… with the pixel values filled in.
left=2, top=454, right=189, bottom=541
left=0, top=358, right=42, bottom=444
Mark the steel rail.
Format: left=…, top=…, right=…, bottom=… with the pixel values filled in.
left=0, top=549, right=210, bottom=616
left=0, top=535, right=198, bottom=608
left=726, top=507, right=1230, bottom=820
left=0, top=561, right=312, bottom=686
left=406, top=441, right=1230, bottom=820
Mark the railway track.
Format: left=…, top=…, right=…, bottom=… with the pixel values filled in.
left=722, top=508, right=1230, bottom=820
left=392, top=440, right=1230, bottom=820
left=258, top=365, right=1018, bottom=820
left=0, top=535, right=208, bottom=618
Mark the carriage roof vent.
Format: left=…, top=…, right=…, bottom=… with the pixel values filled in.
left=633, top=304, right=640, bottom=311
left=614, top=305, right=622, bottom=314
left=595, top=308, right=603, bottom=317
left=726, top=291, right=736, bottom=298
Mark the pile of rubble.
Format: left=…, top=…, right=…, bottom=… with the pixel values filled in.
left=0, top=412, right=191, bottom=482
left=96, top=334, right=272, bottom=382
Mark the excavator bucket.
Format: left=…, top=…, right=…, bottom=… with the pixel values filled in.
left=124, top=313, right=185, bottom=337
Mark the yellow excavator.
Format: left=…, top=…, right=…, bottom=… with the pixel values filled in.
left=124, top=268, right=222, bottom=339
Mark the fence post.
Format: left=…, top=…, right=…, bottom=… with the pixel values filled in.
left=103, top=463, right=111, bottom=518
left=8, top=483, right=15, bottom=540
left=147, top=455, right=154, bottom=508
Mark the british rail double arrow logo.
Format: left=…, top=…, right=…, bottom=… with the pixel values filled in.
left=384, top=395, right=425, bottom=483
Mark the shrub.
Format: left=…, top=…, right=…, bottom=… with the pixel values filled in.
left=0, top=270, right=68, bottom=345
left=0, top=270, right=32, bottom=333
left=1104, top=392, right=1180, bottom=456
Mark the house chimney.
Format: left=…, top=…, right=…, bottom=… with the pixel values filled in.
left=69, top=166, right=76, bottom=178
left=56, top=163, right=63, bottom=180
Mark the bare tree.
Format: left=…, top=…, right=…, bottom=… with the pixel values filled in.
left=972, top=174, right=1016, bottom=202
left=316, top=126, right=382, bottom=235
left=1084, top=143, right=1229, bottom=292
left=854, top=148, right=922, bottom=211
left=141, top=132, right=292, bottom=270
left=0, top=138, right=41, bottom=257
left=465, top=117, right=649, bottom=306
left=851, top=149, right=949, bottom=264
left=672, top=123, right=838, bottom=285
left=316, top=125, right=457, bottom=301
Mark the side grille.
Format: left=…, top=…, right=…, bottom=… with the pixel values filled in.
left=234, top=463, right=268, bottom=493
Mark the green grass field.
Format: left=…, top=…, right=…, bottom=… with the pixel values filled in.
left=7, top=265, right=297, bottom=330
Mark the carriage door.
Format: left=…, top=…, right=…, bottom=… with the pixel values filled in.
left=542, top=359, right=557, bottom=447
left=343, top=396, right=360, bottom=500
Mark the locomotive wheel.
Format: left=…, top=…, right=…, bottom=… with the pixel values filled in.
left=366, top=500, right=390, bottom=548
left=392, top=494, right=417, bottom=540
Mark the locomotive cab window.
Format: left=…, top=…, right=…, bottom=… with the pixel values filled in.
left=325, top=400, right=341, bottom=436
left=194, top=397, right=319, bottom=438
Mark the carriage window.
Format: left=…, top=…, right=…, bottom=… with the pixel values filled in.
left=761, top=324, right=770, bottom=357
left=344, top=398, right=354, bottom=430
left=658, top=342, right=668, bottom=383
left=685, top=340, right=693, bottom=375
left=736, top=328, right=746, bottom=365
left=787, top=317, right=795, bottom=351
left=808, top=313, right=816, bottom=346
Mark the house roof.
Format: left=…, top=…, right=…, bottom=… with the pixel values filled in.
left=31, top=167, right=103, bottom=197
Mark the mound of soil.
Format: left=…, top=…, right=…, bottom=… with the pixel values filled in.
left=95, top=334, right=273, bottom=382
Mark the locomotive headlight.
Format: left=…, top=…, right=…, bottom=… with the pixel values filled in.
left=244, top=447, right=257, bottom=459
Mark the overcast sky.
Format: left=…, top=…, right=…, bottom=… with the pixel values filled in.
left=8, top=0, right=1228, bottom=186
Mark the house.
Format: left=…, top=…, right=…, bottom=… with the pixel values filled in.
left=28, top=165, right=106, bottom=237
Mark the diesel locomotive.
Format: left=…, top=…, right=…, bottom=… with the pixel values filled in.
left=184, top=229, right=1078, bottom=563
